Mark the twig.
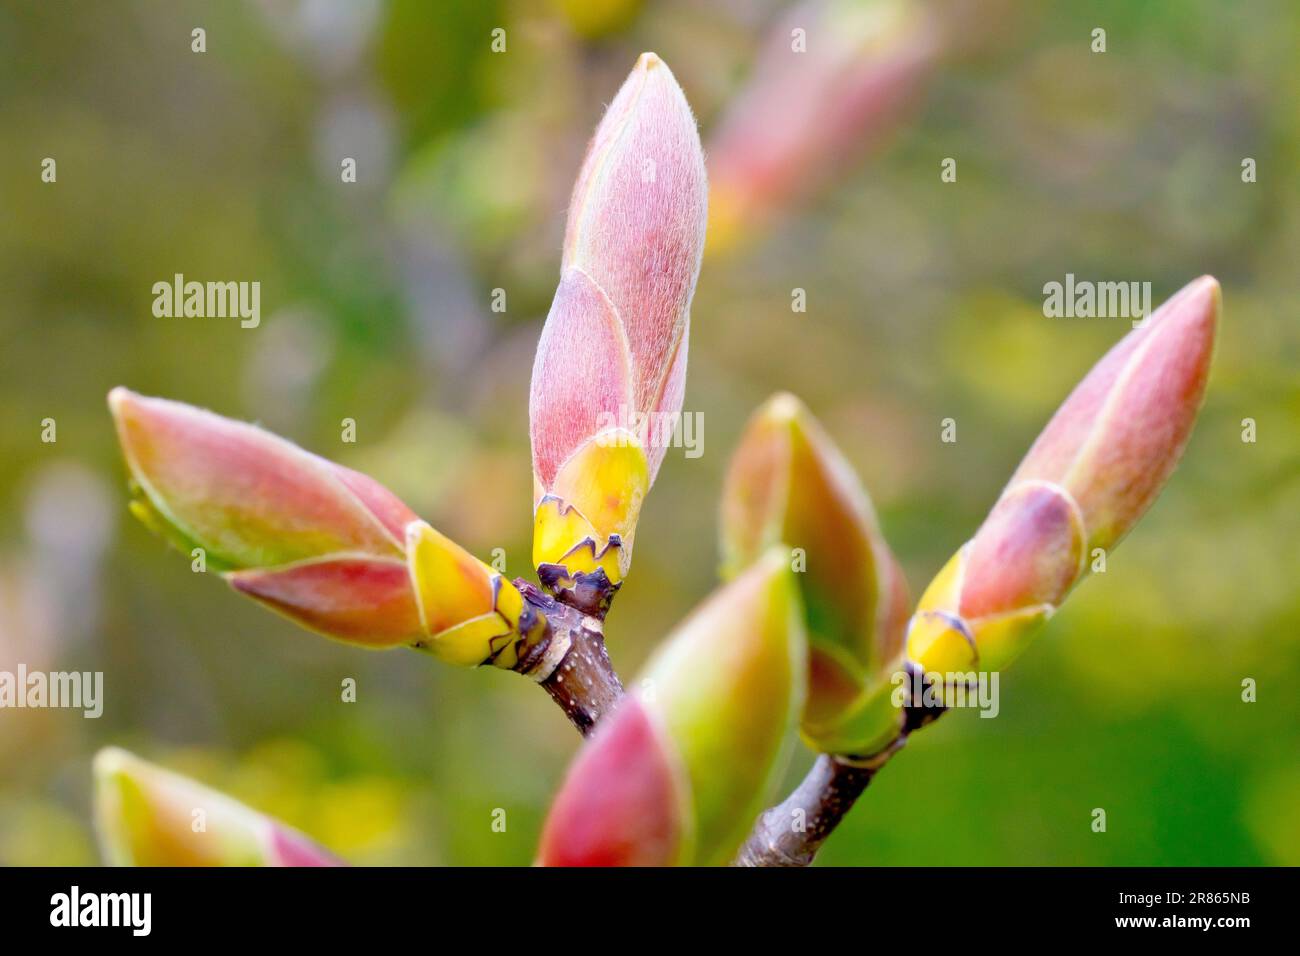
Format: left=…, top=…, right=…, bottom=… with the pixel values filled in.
left=733, top=753, right=885, bottom=867
left=734, top=665, right=947, bottom=866
left=517, top=579, right=624, bottom=736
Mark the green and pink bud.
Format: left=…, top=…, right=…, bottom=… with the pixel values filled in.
left=94, top=747, right=341, bottom=867
left=537, top=549, right=806, bottom=866
left=109, top=389, right=552, bottom=673
left=720, top=393, right=909, bottom=756
left=908, top=276, right=1220, bottom=675
left=530, top=52, right=708, bottom=614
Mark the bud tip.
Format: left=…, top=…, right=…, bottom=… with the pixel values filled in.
left=93, top=745, right=130, bottom=782
left=763, top=391, right=803, bottom=423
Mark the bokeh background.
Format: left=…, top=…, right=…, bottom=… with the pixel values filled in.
left=1, top=0, right=1297, bottom=866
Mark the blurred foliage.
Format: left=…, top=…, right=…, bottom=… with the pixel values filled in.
left=0, top=0, right=1296, bottom=866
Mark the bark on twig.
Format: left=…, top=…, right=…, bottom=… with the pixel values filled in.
left=517, top=579, right=624, bottom=736
left=735, top=667, right=948, bottom=866
left=732, top=753, right=887, bottom=867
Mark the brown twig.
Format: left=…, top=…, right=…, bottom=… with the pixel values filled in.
left=734, top=665, right=948, bottom=866
left=732, top=753, right=886, bottom=867
left=517, top=579, right=624, bottom=736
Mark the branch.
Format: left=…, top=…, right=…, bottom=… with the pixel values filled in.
left=734, top=670, right=947, bottom=866
left=732, top=753, right=883, bottom=867
left=517, top=579, right=624, bottom=736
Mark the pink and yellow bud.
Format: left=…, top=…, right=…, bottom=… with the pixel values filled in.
left=720, top=393, right=909, bottom=755
left=110, top=389, right=551, bottom=672
left=530, top=52, right=707, bottom=612
left=907, top=276, right=1220, bottom=675
left=94, top=748, right=341, bottom=867
left=538, top=549, right=806, bottom=866
left=707, top=0, right=942, bottom=254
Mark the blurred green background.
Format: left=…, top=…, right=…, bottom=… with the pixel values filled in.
left=1, top=0, right=1296, bottom=866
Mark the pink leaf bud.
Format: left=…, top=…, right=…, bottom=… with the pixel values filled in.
left=907, top=276, right=1220, bottom=675
left=109, top=390, right=551, bottom=670
left=720, top=393, right=909, bottom=755
left=530, top=52, right=708, bottom=613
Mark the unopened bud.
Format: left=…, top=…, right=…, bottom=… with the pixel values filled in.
left=94, top=747, right=341, bottom=867
left=110, top=390, right=553, bottom=673
left=721, top=393, right=908, bottom=755
left=538, top=549, right=806, bottom=865
left=907, top=276, right=1220, bottom=675
left=530, top=52, right=707, bottom=614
